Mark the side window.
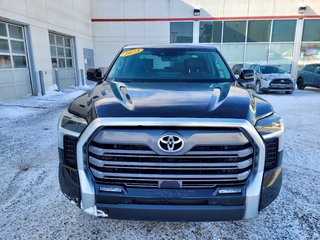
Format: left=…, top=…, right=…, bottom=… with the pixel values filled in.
left=314, top=66, right=320, bottom=74
left=303, top=65, right=310, bottom=72
left=306, top=65, right=315, bottom=72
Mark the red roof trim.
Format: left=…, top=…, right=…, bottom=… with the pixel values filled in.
left=92, top=15, right=320, bottom=22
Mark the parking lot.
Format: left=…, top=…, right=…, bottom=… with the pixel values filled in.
left=0, top=87, right=319, bottom=240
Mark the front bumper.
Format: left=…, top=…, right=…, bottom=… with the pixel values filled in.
left=59, top=159, right=282, bottom=221
left=262, top=81, right=294, bottom=92
left=58, top=118, right=283, bottom=221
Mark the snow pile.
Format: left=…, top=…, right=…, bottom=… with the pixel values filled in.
left=0, top=86, right=92, bottom=121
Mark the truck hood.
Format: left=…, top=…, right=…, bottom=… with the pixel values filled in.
left=69, top=80, right=274, bottom=124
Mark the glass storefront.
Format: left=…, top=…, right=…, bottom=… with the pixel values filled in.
left=196, top=19, right=297, bottom=71
left=299, top=19, right=320, bottom=70
left=169, top=18, right=320, bottom=74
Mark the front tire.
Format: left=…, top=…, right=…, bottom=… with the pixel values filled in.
left=297, top=78, right=305, bottom=90
left=255, top=81, right=263, bottom=94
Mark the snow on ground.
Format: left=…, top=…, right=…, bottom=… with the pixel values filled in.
left=0, top=85, right=91, bottom=120
left=0, top=87, right=319, bottom=240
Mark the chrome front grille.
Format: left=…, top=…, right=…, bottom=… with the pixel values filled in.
left=87, top=128, right=254, bottom=189
left=270, top=79, right=293, bottom=89
left=271, top=79, right=292, bottom=84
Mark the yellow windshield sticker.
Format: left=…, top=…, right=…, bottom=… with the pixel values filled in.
left=120, top=48, right=144, bottom=57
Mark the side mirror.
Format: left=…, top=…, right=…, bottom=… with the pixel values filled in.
left=87, top=68, right=103, bottom=81
left=239, top=69, right=255, bottom=82
left=233, top=69, right=240, bottom=75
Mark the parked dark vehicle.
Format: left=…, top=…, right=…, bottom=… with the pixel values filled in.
left=297, top=64, right=320, bottom=89
left=58, top=44, right=284, bottom=221
left=248, top=64, right=295, bottom=94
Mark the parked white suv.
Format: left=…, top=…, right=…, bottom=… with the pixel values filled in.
left=248, top=64, right=295, bottom=94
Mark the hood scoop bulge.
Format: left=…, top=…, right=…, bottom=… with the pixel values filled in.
left=110, top=81, right=135, bottom=111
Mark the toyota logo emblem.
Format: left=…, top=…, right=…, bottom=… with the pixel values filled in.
left=158, top=134, right=184, bottom=153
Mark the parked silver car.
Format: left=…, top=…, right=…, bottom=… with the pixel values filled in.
left=248, top=64, right=295, bottom=94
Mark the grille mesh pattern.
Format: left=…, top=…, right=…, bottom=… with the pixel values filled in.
left=264, top=138, right=279, bottom=170
left=87, top=128, right=254, bottom=189
left=63, top=135, right=78, bottom=168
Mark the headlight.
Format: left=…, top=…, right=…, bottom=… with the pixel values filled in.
left=255, top=113, right=284, bottom=137
left=60, top=111, right=87, bottom=134
left=58, top=110, right=88, bottom=148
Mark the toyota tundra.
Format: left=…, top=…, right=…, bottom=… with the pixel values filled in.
left=58, top=44, right=284, bottom=221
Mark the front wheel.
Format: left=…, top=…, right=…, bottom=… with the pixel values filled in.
left=297, top=78, right=305, bottom=90
left=255, top=81, right=263, bottom=94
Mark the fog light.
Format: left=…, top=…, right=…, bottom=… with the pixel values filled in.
left=218, top=188, right=242, bottom=194
left=99, top=186, right=123, bottom=193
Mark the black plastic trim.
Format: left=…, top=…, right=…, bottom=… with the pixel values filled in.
left=259, top=166, right=282, bottom=211
left=96, top=203, right=245, bottom=221
left=58, top=157, right=81, bottom=207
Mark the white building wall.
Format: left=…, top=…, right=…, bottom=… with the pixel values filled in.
left=91, top=0, right=320, bottom=67
left=0, top=0, right=93, bottom=96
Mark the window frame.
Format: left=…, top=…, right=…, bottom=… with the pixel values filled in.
left=170, top=22, right=194, bottom=44
left=0, top=21, right=28, bottom=69
left=223, top=20, right=247, bottom=43
left=247, top=20, right=271, bottom=43
left=199, top=21, right=222, bottom=43
left=49, top=32, right=73, bottom=69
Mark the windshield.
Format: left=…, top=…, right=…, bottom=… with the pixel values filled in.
left=107, top=48, right=231, bottom=82
left=260, top=65, right=287, bottom=74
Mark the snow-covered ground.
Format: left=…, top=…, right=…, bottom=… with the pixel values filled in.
left=0, top=87, right=319, bottom=240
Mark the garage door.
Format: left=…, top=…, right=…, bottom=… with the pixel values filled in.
left=49, top=33, right=75, bottom=89
left=0, top=21, right=31, bottom=100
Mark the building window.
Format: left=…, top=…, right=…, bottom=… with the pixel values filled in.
left=272, top=20, right=296, bottom=42
left=302, top=19, right=320, bottom=42
left=221, top=44, right=245, bottom=66
left=269, top=43, right=294, bottom=64
left=300, top=43, right=320, bottom=66
left=299, top=20, right=320, bottom=69
left=247, top=20, right=271, bottom=42
left=246, top=43, right=269, bottom=63
left=223, top=21, right=246, bottom=43
left=49, top=33, right=73, bottom=68
left=199, top=21, right=222, bottom=43
left=170, top=22, right=193, bottom=43
left=0, top=22, right=27, bottom=69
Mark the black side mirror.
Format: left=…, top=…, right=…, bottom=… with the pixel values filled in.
left=87, top=68, right=103, bottom=81
left=239, top=69, right=255, bottom=82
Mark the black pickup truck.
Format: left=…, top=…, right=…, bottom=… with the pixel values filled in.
left=58, top=44, right=284, bottom=221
